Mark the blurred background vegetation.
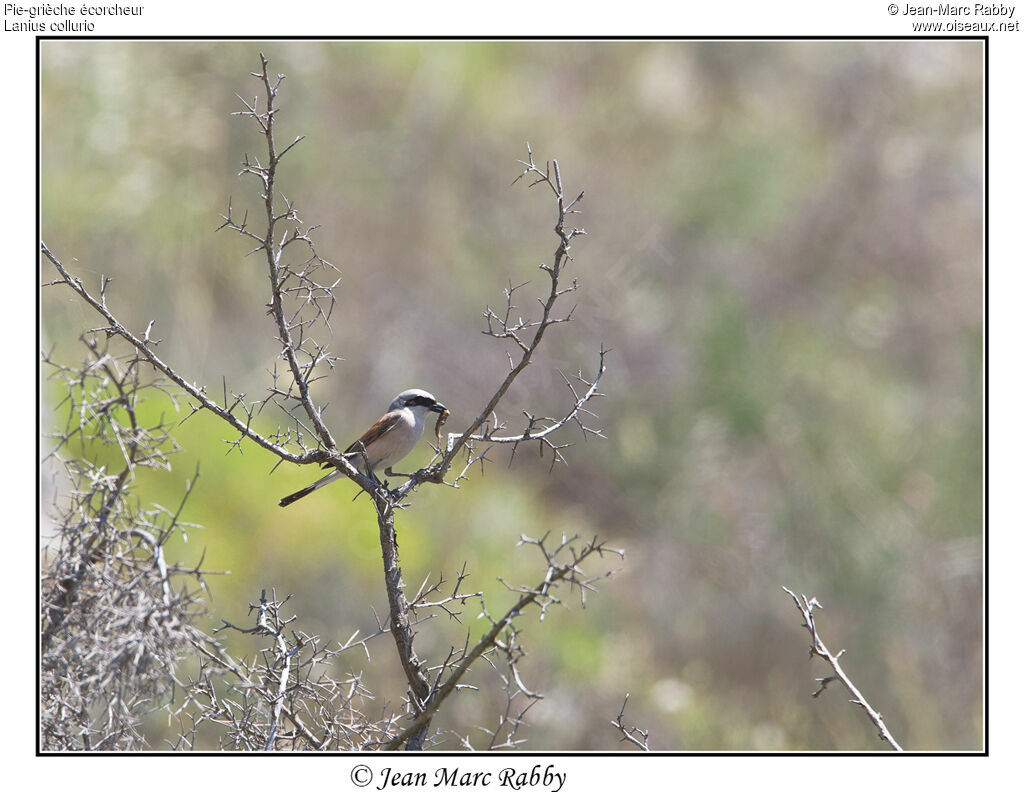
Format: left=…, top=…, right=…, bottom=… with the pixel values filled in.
left=40, top=40, right=983, bottom=750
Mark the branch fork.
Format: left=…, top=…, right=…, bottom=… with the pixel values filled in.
left=783, top=587, right=903, bottom=751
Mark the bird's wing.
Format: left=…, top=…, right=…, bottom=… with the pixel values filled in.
left=344, top=410, right=403, bottom=455
left=318, top=411, right=404, bottom=470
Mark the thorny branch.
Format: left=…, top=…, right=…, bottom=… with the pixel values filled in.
left=478, top=621, right=544, bottom=750
left=396, top=143, right=606, bottom=498
left=40, top=338, right=215, bottom=750
left=218, top=52, right=341, bottom=454
left=384, top=534, right=623, bottom=750
left=42, top=54, right=378, bottom=498
left=611, top=694, right=650, bottom=751
left=42, top=243, right=308, bottom=462
left=42, top=54, right=617, bottom=751
left=184, top=592, right=398, bottom=750
left=371, top=144, right=609, bottom=747
left=783, top=587, right=903, bottom=751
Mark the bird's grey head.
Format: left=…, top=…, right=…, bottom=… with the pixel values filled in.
left=389, top=389, right=447, bottom=415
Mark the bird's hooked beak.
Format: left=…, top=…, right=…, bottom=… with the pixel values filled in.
left=430, top=400, right=448, bottom=415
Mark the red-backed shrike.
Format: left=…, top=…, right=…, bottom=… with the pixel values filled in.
left=278, top=389, right=448, bottom=507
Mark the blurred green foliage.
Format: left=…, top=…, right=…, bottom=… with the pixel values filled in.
left=41, top=40, right=982, bottom=750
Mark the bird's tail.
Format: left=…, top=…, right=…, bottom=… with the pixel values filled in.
left=278, top=470, right=345, bottom=507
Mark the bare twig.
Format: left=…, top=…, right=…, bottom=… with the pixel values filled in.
left=783, top=586, right=903, bottom=751
left=384, top=535, right=623, bottom=750
left=481, top=621, right=543, bottom=750
left=218, top=53, right=341, bottom=453
left=395, top=144, right=605, bottom=500
left=611, top=694, right=650, bottom=751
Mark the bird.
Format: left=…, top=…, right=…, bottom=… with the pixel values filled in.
left=278, top=389, right=448, bottom=507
